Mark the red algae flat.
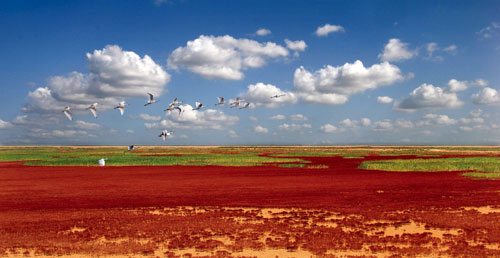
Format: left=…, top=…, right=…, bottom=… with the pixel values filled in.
left=1, top=154, right=500, bottom=257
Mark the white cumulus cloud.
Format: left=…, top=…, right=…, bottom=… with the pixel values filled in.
left=448, top=78, right=488, bottom=92
left=29, top=129, right=91, bottom=139
left=459, top=125, right=489, bottom=131
left=378, top=38, right=417, bottom=62
left=447, top=79, right=468, bottom=92
left=73, top=120, right=101, bottom=130
left=459, top=117, right=484, bottom=124
left=377, top=96, right=394, bottom=104
left=418, top=114, right=457, bottom=126
left=289, top=114, right=308, bottom=121
left=360, top=118, right=371, bottom=126
left=320, top=124, right=338, bottom=133
left=269, top=114, right=286, bottom=120
left=139, top=114, right=162, bottom=121
left=315, top=24, right=344, bottom=37
left=277, top=123, right=312, bottom=131
left=253, top=125, right=269, bottom=134
left=86, top=45, right=170, bottom=97
left=394, top=83, right=463, bottom=111
left=167, top=35, right=289, bottom=80
left=424, top=42, right=457, bottom=61
left=146, top=105, right=239, bottom=130
left=339, top=118, right=371, bottom=128
left=11, top=114, right=57, bottom=126
left=443, top=44, right=457, bottom=53
left=372, top=119, right=393, bottom=131
left=293, top=60, right=403, bottom=105
left=340, top=118, right=358, bottom=127
left=23, top=45, right=170, bottom=114
left=472, top=88, right=500, bottom=106
left=284, top=39, right=307, bottom=52
left=241, top=82, right=297, bottom=108
left=256, top=28, right=271, bottom=36
left=395, top=119, right=414, bottom=129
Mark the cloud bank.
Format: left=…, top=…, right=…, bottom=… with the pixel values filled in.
left=167, top=35, right=289, bottom=80
left=293, top=60, right=403, bottom=104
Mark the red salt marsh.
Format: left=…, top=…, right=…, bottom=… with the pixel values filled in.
left=1, top=153, right=500, bottom=257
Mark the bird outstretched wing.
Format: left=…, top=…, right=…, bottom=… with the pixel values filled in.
left=89, top=108, right=97, bottom=118
left=64, top=110, right=73, bottom=121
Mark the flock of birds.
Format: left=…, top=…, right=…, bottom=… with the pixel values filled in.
left=62, top=93, right=287, bottom=143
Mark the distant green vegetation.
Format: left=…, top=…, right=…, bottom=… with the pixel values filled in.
left=263, top=146, right=496, bottom=158
left=359, top=157, right=500, bottom=179
left=462, top=172, right=500, bottom=179
left=0, top=147, right=308, bottom=167
left=1, top=146, right=499, bottom=179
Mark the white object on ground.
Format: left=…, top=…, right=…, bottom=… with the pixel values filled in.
left=99, top=158, right=107, bottom=166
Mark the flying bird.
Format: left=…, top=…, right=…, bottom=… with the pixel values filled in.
left=86, top=103, right=98, bottom=118
left=193, top=102, right=205, bottom=110
left=239, top=102, right=251, bottom=109
left=171, top=97, right=182, bottom=105
left=114, top=101, right=128, bottom=116
left=127, top=145, right=136, bottom=151
left=63, top=106, right=73, bottom=121
left=230, top=97, right=241, bottom=108
left=164, top=103, right=182, bottom=114
left=145, top=93, right=160, bottom=106
left=215, top=97, right=225, bottom=106
left=271, top=94, right=286, bottom=98
left=159, top=130, right=173, bottom=141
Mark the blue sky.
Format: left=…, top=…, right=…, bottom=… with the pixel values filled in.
left=1, top=0, right=499, bottom=145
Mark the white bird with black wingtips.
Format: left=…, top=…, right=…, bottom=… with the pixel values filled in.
left=171, top=97, right=182, bottom=105
left=230, top=97, right=241, bottom=108
left=159, top=130, right=173, bottom=141
left=215, top=97, right=225, bottom=106
left=63, top=106, right=73, bottom=121
left=193, top=102, right=205, bottom=110
left=114, top=101, right=128, bottom=116
left=164, top=103, right=182, bottom=114
left=86, top=103, right=98, bottom=118
left=145, top=93, right=160, bottom=106
left=239, top=102, right=251, bottom=109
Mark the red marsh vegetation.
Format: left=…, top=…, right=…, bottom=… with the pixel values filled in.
left=1, top=153, right=500, bottom=257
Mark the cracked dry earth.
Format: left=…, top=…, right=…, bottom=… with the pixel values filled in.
left=1, top=154, right=500, bottom=257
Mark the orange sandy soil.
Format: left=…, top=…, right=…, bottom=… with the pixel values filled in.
left=1, top=153, right=500, bottom=258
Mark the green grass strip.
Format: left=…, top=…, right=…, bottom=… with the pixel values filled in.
left=0, top=147, right=307, bottom=167
left=359, top=157, right=500, bottom=179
